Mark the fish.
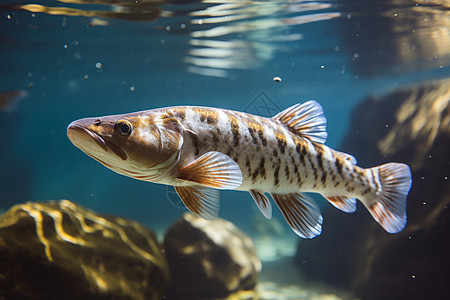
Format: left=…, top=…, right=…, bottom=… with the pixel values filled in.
left=67, top=101, right=412, bottom=238
left=0, top=89, right=28, bottom=113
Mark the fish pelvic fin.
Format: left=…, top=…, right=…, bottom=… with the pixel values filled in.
left=177, top=151, right=243, bottom=189
left=272, top=100, right=327, bottom=144
left=363, top=163, right=412, bottom=233
left=249, top=190, right=272, bottom=219
left=271, top=193, right=323, bottom=239
left=175, top=185, right=219, bottom=220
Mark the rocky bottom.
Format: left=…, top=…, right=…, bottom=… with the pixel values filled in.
left=220, top=281, right=347, bottom=300
left=0, top=200, right=350, bottom=300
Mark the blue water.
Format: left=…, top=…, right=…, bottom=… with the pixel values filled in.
left=1, top=0, right=449, bottom=251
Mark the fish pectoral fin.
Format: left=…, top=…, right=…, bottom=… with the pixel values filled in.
left=249, top=190, right=272, bottom=219
left=324, top=195, right=357, bottom=213
left=271, top=193, right=323, bottom=239
left=175, top=185, right=220, bottom=220
left=272, top=101, right=327, bottom=144
left=177, top=151, right=243, bottom=189
left=334, top=150, right=357, bottom=164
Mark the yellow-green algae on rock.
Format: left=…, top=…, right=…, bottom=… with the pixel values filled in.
left=0, top=200, right=169, bottom=300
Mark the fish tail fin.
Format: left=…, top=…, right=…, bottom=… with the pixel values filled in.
left=364, top=163, right=412, bottom=233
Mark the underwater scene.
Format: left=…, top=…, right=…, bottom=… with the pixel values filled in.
left=0, top=0, right=449, bottom=299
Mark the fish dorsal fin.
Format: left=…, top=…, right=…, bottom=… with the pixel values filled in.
left=175, top=185, right=219, bottom=220
left=249, top=190, right=272, bottom=219
left=272, top=101, right=327, bottom=144
left=324, top=196, right=357, bottom=213
left=177, top=151, right=243, bottom=189
left=271, top=192, right=323, bottom=239
left=334, top=150, right=357, bottom=164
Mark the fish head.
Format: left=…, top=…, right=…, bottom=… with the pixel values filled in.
left=67, top=112, right=183, bottom=178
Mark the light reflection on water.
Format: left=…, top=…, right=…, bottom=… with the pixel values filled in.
left=185, top=1, right=340, bottom=76
left=4, top=0, right=340, bottom=77
left=2, top=0, right=449, bottom=78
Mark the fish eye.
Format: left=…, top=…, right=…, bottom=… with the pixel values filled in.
left=116, top=120, right=132, bottom=136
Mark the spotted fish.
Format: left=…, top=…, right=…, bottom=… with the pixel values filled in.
left=67, top=101, right=412, bottom=238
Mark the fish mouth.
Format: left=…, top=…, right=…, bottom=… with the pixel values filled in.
left=67, top=122, right=127, bottom=161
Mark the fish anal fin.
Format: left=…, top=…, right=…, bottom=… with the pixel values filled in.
left=249, top=190, right=272, bottom=219
left=272, top=101, right=327, bottom=144
left=271, top=193, right=323, bottom=239
left=364, top=163, right=412, bottom=233
left=175, top=185, right=219, bottom=220
left=324, top=196, right=357, bottom=213
left=177, top=151, right=243, bottom=190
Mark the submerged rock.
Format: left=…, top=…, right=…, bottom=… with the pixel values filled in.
left=163, top=213, right=261, bottom=299
left=0, top=200, right=169, bottom=300
left=296, top=79, right=450, bottom=300
left=340, top=0, right=450, bottom=76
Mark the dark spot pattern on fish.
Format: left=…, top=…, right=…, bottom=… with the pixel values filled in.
left=193, top=108, right=218, bottom=125
left=274, top=127, right=287, bottom=154
left=259, top=157, right=266, bottom=178
left=321, top=173, right=327, bottom=186
left=295, top=142, right=306, bottom=166
left=297, top=173, right=303, bottom=187
left=273, top=149, right=278, bottom=157
left=228, top=115, right=241, bottom=147
left=206, top=111, right=218, bottom=124
left=314, top=143, right=324, bottom=170
left=307, top=152, right=318, bottom=182
left=211, top=131, right=220, bottom=145
left=251, top=157, right=266, bottom=182
left=274, top=165, right=280, bottom=186
left=248, top=127, right=259, bottom=145
left=290, top=153, right=296, bottom=164
left=370, top=169, right=381, bottom=192
left=246, top=156, right=251, bottom=175
left=301, top=145, right=307, bottom=156
left=299, top=145, right=307, bottom=167
left=335, top=159, right=343, bottom=176
left=362, top=186, right=371, bottom=195
left=284, top=165, right=290, bottom=179
left=258, top=129, right=267, bottom=147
